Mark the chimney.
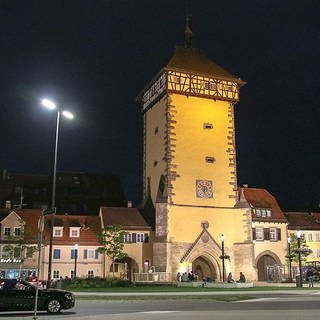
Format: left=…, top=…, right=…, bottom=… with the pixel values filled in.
left=127, top=201, right=132, bottom=208
left=5, top=200, right=11, bottom=209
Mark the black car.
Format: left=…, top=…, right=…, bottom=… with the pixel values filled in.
left=0, top=279, right=75, bottom=313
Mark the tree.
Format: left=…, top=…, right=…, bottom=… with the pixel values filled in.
left=97, top=225, right=127, bottom=278
left=286, top=233, right=312, bottom=264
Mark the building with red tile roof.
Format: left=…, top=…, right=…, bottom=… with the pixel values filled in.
left=99, top=207, right=153, bottom=280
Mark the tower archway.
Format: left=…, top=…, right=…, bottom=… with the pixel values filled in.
left=256, top=251, right=282, bottom=281
left=110, top=257, right=139, bottom=280
left=192, top=255, right=217, bottom=281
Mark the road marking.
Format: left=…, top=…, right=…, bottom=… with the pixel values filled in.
left=139, top=311, right=180, bottom=314
left=236, top=298, right=277, bottom=302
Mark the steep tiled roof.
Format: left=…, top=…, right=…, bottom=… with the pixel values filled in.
left=43, top=214, right=101, bottom=245
left=166, top=46, right=244, bottom=83
left=239, top=187, right=287, bottom=221
left=15, top=209, right=42, bottom=241
left=285, top=212, right=320, bottom=230
left=100, top=207, right=151, bottom=231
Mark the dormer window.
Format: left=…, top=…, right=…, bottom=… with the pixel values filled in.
left=53, top=227, right=63, bottom=237
left=255, top=208, right=271, bottom=218
left=69, top=227, right=80, bottom=238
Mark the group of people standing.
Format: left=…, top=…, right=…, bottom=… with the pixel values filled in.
left=176, top=271, right=196, bottom=282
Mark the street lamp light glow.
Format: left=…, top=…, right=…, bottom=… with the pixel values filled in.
left=41, top=98, right=57, bottom=110
left=287, top=236, right=291, bottom=244
left=220, top=234, right=225, bottom=242
left=62, top=110, right=74, bottom=119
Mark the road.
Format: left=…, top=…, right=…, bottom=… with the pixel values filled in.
left=1, top=292, right=320, bottom=320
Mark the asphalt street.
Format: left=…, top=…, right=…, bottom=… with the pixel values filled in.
left=1, top=290, right=320, bottom=320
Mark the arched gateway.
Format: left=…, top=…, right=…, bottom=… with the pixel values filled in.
left=192, top=256, right=218, bottom=281
left=256, top=251, right=282, bottom=281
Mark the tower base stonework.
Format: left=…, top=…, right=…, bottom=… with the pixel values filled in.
left=232, top=242, right=256, bottom=281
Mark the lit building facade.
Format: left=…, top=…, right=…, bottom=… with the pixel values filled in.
left=138, top=41, right=288, bottom=281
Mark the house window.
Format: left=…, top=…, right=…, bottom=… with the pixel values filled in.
left=110, top=263, right=119, bottom=272
left=203, top=123, right=213, bottom=129
left=26, top=247, right=34, bottom=258
left=14, top=228, right=22, bottom=237
left=136, top=233, right=145, bottom=243
left=269, top=228, right=277, bottom=241
left=84, top=249, right=99, bottom=260
left=69, top=227, right=80, bottom=238
left=53, top=249, right=61, bottom=259
left=53, top=227, right=63, bottom=237
left=53, top=270, right=60, bottom=279
left=4, top=227, right=11, bottom=237
left=13, top=247, right=21, bottom=258
left=316, top=232, right=320, bottom=241
left=317, top=249, right=320, bottom=258
left=255, top=228, right=264, bottom=240
left=123, top=233, right=132, bottom=243
left=2, top=246, right=11, bottom=258
left=308, top=233, right=313, bottom=242
left=88, top=270, right=94, bottom=278
left=71, top=248, right=79, bottom=259
left=255, top=209, right=261, bottom=217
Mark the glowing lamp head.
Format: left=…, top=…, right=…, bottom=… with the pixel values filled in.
left=41, top=98, right=56, bottom=110
left=62, top=110, right=74, bottom=119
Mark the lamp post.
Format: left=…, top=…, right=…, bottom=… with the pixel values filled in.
left=297, top=230, right=303, bottom=287
left=41, top=98, right=74, bottom=286
left=221, top=234, right=225, bottom=282
left=74, top=244, right=78, bottom=278
left=287, top=236, right=293, bottom=282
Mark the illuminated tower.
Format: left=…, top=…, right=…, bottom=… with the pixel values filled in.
left=138, top=23, right=255, bottom=280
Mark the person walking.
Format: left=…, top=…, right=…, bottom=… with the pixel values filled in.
left=306, top=267, right=314, bottom=288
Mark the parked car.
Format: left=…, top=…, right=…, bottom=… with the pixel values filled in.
left=0, top=279, right=75, bottom=313
left=26, top=276, right=47, bottom=288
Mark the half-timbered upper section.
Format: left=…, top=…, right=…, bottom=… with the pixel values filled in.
left=138, top=46, right=245, bottom=112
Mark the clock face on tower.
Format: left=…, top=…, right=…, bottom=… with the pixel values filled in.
left=196, top=180, right=213, bottom=198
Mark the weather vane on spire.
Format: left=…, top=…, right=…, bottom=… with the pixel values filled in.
left=185, top=13, right=193, bottom=48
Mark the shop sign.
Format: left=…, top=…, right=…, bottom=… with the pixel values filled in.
left=0, top=258, right=22, bottom=263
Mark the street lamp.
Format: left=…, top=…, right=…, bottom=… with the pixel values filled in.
left=73, top=244, right=78, bottom=278
left=287, top=236, right=293, bottom=282
left=41, top=98, right=74, bottom=286
left=221, top=234, right=225, bottom=282
left=296, top=230, right=303, bottom=287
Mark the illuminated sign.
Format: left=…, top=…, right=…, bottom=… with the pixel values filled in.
left=0, top=258, right=22, bottom=263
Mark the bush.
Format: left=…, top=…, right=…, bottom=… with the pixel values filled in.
left=60, top=277, right=134, bottom=289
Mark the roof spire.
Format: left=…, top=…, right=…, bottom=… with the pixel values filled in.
left=184, top=14, right=193, bottom=48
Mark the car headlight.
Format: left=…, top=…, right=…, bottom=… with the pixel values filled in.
left=64, top=292, right=74, bottom=300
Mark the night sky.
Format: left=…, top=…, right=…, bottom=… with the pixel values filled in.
left=1, top=1, right=319, bottom=210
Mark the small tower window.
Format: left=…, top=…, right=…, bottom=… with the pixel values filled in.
left=153, top=160, right=158, bottom=167
left=203, top=123, right=213, bottom=129
left=154, top=127, right=159, bottom=135
left=205, top=156, right=215, bottom=164
left=173, top=76, right=181, bottom=84
left=203, top=81, right=217, bottom=91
